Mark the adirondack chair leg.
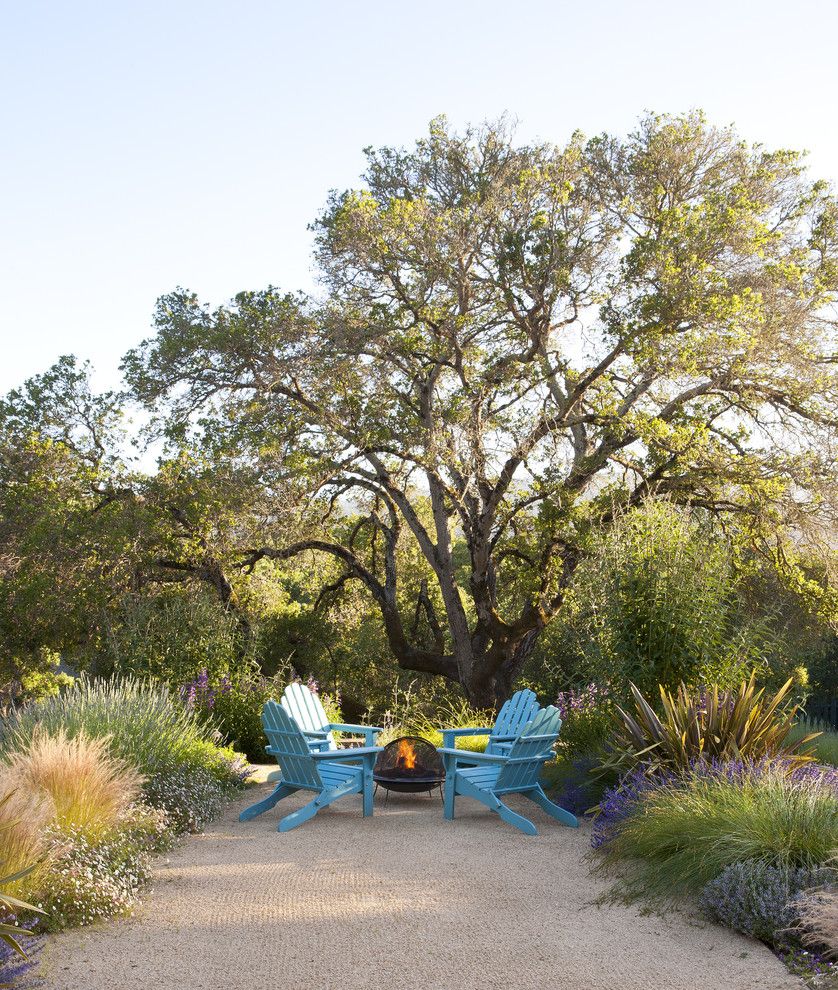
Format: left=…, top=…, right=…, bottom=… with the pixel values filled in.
left=278, top=780, right=359, bottom=832
left=454, top=772, right=540, bottom=835
left=278, top=794, right=320, bottom=832
left=239, top=783, right=296, bottom=822
left=525, top=786, right=579, bottom=828
left=362, top=753, right=374, bottom=817
left=494, top=798, right=539, bottom=836
left=443, top=760, right=457, bottom=820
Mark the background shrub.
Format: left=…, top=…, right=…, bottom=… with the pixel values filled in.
left=555, top=683, right=613, bottom=759
left=701, top=860, right=834, bottom=944
left=96, top=590, right=247, bottom=685
left=525, top=501, right=810, bottom=705
left=375, top=690, right=491, bottom=752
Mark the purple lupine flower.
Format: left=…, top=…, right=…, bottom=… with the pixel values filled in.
left=556, top=682, right=609, bottom=718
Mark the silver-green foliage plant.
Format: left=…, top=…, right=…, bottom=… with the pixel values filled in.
left=3, top=677, right=249, bottom=836
left=701, top=860, right=835, bottom=944
left=4, top=677, right=226, bottom=779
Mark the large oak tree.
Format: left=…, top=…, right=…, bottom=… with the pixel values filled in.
left=124, top=113, right=838, bottom=705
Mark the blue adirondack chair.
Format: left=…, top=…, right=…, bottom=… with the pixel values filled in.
left=440, top=688, right=540, bottom=755
left=280, top=681, right=382, bottom=753
left=439, top=705, right=578, bottom=835
left=239, top=701, right=382, bottom=832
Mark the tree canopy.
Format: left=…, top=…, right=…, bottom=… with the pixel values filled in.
left=117, top=112, right=838, bottom=704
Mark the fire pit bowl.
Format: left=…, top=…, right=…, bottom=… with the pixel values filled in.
left=373, top=736, right=445, bottom=800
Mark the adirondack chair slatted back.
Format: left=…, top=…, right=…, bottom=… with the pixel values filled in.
left=495, top=706, right=562, bottom=791
left=491, top=688, right=539, bottom=746
left=280, top=682, right=336, bottom=750
left=262, top=701, right=323, bottom=789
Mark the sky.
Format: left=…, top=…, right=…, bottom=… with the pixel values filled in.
left=2, top=0, right=838, bottom=396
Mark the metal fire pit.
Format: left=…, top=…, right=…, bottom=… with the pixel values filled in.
left=373, top=736, right=445, bottom=805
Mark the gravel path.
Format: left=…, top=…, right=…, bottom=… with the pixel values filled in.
left=43, top=773, right=801, bottom=990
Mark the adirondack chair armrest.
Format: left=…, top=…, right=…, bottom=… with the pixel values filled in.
left=436, top=747, right=509, bottom=765
left=301, top=729, right=330, bottom=738
left=309, top=746, right=383, bottom=760
left=440, top=727, right=493, bottom=737
left=326, top=722, right=383, bottom=743
left=326, top=723, right=383, bottom=733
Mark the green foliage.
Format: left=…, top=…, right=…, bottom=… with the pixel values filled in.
left=599, top=765, right=838, bottom=900
left=789, top=721, right=838, bottom=768
left=558, top=502, right=792, bottom=698
left=182, top=668, right=287, bottom=762
left=603, top=675, right=817, bottom=775
left=99, top=591, right=245, bottom=685
left=376, top=690, right=492, bottom=752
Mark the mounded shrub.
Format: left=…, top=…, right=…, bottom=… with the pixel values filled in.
left=701, top=860, right=834, bottom=944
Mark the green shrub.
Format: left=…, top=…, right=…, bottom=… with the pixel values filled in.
left=602, top=675, right=817, bottom=776
left=597, top=764, right=838, bottom=899
left=377, top=695, right=492, bottom=752
left=97, top=591, right=246, bottom=685
left=180, top=668, right=283, bottom=761
left=549, top=501, right=790, bottom=698
left=555, top=684, right=614, bottom=760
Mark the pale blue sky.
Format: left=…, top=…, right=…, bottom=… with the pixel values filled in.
left=2, top=0, right=837, bottom=395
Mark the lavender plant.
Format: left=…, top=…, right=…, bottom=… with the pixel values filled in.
left=701, top=860, right=835, bottom=944
left=0, top=935, right=44, bottom=989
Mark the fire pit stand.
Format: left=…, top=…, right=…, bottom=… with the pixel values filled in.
left=372, top=736, right=445, bottom=807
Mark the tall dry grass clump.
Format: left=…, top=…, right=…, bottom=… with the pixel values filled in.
left=6, top=729, right=143, bottom=839
left=796, top=887, right=838, bottom=957
left=0, top=774, right=53, bottom=899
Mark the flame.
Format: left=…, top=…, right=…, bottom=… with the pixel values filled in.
left=395, top=737, right=417, bottom=770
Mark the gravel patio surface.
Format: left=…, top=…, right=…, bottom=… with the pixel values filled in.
left=43, top=770, right=801, bottom=990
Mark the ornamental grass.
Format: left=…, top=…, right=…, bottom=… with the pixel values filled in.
left=595, top=761, right=838, bottom=900
left=5, top=728, right=143, bottom=840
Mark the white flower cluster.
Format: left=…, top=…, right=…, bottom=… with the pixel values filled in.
left=143, top=765, right=226, bottom=834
